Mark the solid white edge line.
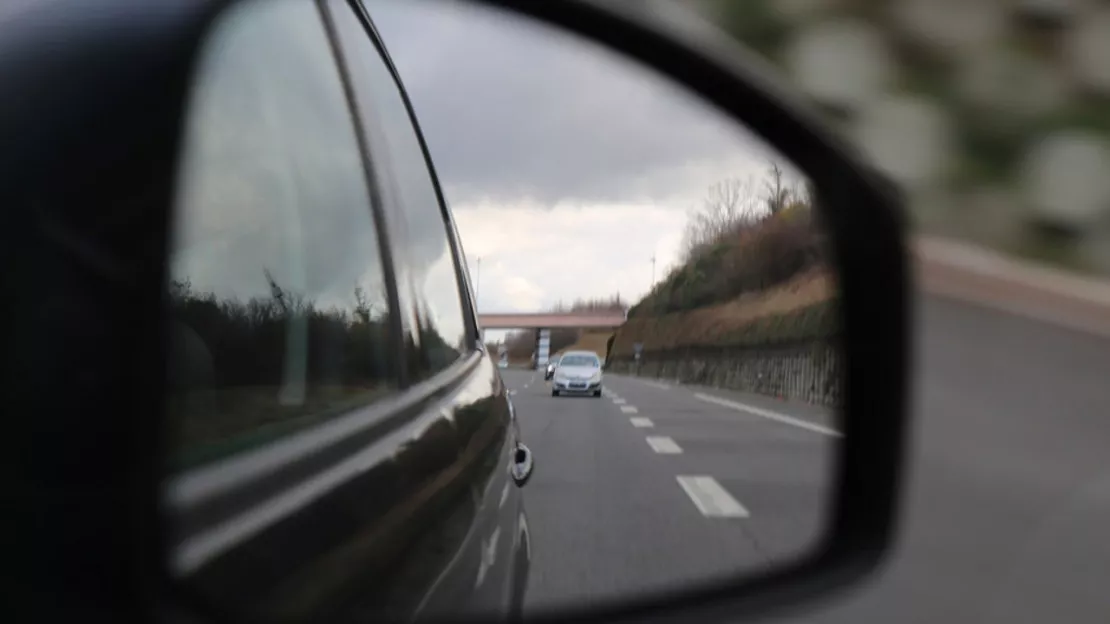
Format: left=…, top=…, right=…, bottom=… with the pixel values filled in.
left=676, top=475, right=749, bottom=518
left=645, top=436, right=682, bottom=454
left=694, top=393, right=840, bottom=437
left=629, top=417, right=654, bottom=428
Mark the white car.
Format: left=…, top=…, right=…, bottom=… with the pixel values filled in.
left=551, top=350, right=603, bottom=398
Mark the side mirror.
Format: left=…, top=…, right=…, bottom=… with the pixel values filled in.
left=511, top=443, right=534, bottom=487
left=1, top=0, right=910, bottom=622
left=399, top=1, right=911, bottom=622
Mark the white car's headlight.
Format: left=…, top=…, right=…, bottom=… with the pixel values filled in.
left=590, top=372, right=602, bottom=382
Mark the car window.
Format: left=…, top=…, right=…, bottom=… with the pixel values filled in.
left=560, top=355, right=599, bottom=367
left=164, top=0, right=395, bottom=471
left=331, top=0, right=470, bottom=382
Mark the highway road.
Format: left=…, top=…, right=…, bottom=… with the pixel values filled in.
left=788, top=295, right=1110, bottom=624
left=506, top=294, right=1110, bottom=623
left=502, top=365, right=838, bottom=614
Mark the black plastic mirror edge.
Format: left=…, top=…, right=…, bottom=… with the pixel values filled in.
left=0, top=1, right=232, bottom=622
left=448, top=1, right=914, bottom=623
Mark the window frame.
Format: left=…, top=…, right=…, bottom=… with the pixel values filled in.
left=163, top=0, right=485, bottom=575
left=342, top=0, right=483, bottom=363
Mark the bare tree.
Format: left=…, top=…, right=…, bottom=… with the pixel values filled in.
left=352, top=285, right=379, bottom=324
left=263, top=268, right=286, bottom=311
left=763, top=160, right=791, bottom=216
left=547, top=296, right=626, bottom=315
left=168, top=277, right=192, bottom=301
left=682, top=176, right=761, bottom=257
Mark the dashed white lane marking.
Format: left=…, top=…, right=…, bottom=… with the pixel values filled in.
left=643, top=380, right=671, bottom=390
left=508, top=390, right=517, bottom=396
left=693, top=393, right=841, bottom=437
left=629, top=417, right=654, bottom=428
left=646, top=436, right=682, bottom=454
left=620, top=405, right=639, bottom=414
left=677, top=475, right=749, bottom=518
left=498, top=482, right=510, bottom=508
left=612, top=398, right=627, bottom=405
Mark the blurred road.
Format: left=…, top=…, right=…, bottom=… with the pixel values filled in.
left=788, top=295, right=1110, bottom=624
left=509, top=294, right=1110, bottom=623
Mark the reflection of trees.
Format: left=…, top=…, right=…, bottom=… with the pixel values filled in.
left=165, top=275, right=393, bottom=469
left=168, top=276, right=390, bottom=388
left=404, top=301, right=464, bottom=383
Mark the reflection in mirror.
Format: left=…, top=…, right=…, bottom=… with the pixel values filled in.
left=372, top=0, right=841, bottom=615
left=160, top=0, right=841, bottom=621
left=163, top=0, right=397, bottom=471
left=511, top=443, right=534, bottom=487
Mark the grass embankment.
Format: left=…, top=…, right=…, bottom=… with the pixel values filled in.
left=612, top=200, right=839, bottom=356
left=557, top=329, right=615, bottom=360
left=611, top=270, right=836, bottom=357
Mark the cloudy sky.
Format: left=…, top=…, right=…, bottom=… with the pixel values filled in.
left=366, top=0, right=783, bottom=336
left=169, top=0, right=795, bottom=347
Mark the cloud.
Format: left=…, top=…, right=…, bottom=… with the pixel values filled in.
left=364, top=0, right=807, bottom=326
left=172, top=0, right=390, bottom=311
left=367, top=0, right=777, bottom=207
left=166, top=0, right=811, bottom=354
left=455, top=202, right=688, bottom=312
left=359, top=0, right=812, bottom=330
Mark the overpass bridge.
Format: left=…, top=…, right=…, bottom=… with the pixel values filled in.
left=477, top=311, right=627, bottom=366
left=477, top=311, right=626, bottom=330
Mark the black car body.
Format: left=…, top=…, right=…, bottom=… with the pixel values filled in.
left=152, top=1, right=533, bottom=621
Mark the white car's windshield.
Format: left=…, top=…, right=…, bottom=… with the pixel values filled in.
left=560, top=355, right=598, bottom=367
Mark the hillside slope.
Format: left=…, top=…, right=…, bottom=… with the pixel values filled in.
left=611, top=269, right=837, bottom=358
left=611, top=196, right=839, bottom=360
left=556, top=329, right=614, bottom=361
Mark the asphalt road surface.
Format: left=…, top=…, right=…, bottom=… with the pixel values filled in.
left=503, top=365, right=838, bottom=614
left=508, top=294, right=1110, bottom=623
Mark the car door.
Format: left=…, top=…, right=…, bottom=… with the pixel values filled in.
left=325, top=0, right=531, bottom=619
left=162, top=0, right=528, bottom=621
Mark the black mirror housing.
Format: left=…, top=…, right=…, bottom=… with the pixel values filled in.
left=0, top=0, right=910, bottom=622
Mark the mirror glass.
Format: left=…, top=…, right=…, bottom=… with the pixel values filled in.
left=160, top=0, right=841, bottom=620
